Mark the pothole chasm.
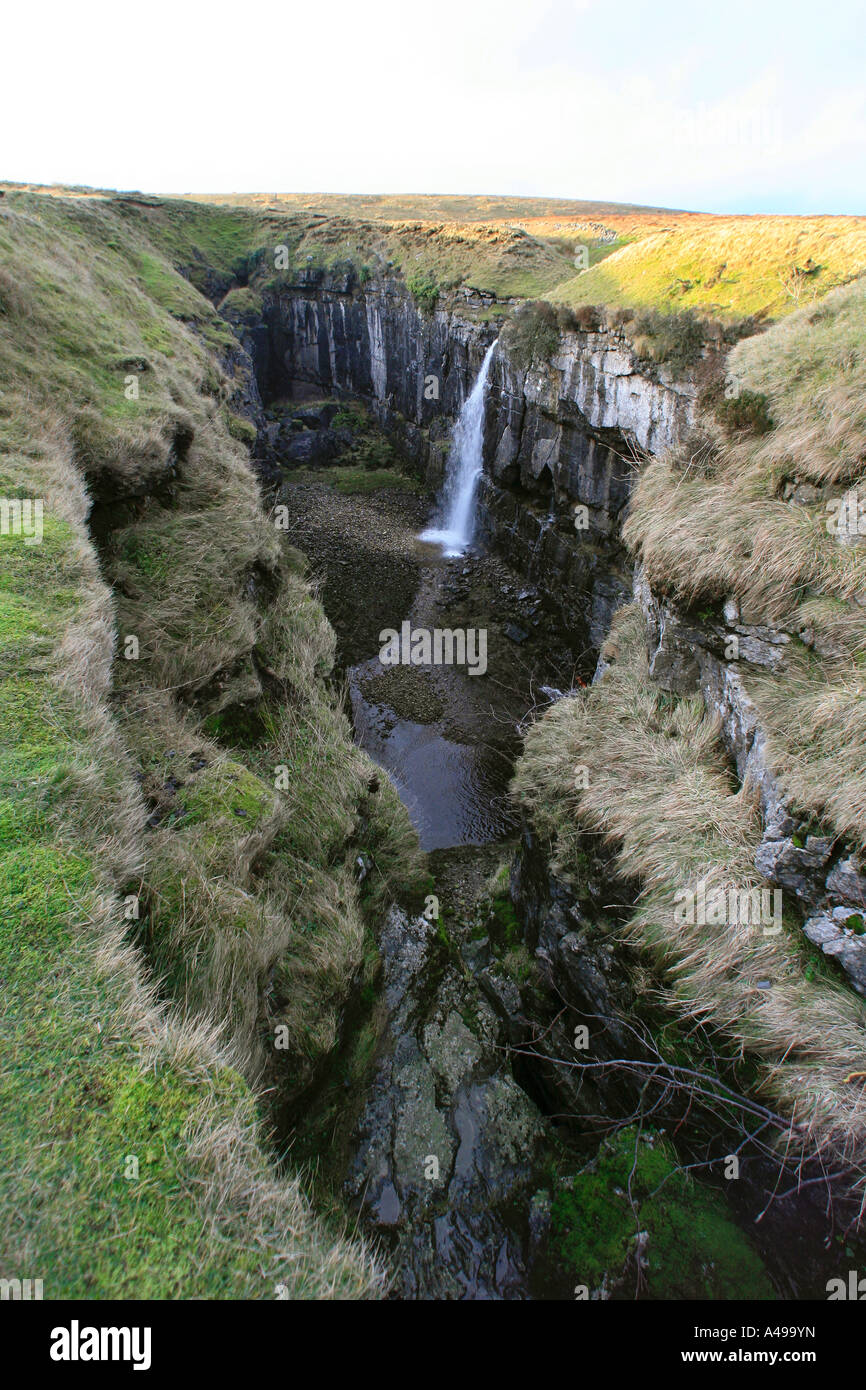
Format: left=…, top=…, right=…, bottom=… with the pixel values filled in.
left=242, top=318, right=846, bottom=1302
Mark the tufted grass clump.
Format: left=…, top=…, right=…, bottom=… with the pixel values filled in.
left=513, top=604, right=866, bottom=1170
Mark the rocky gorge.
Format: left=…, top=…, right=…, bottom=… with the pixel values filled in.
left=209, top=260, right=866, bottom=1297
left=4, top=159, right=866, bottom=1326
left=223, top=266, right=697, bottom=659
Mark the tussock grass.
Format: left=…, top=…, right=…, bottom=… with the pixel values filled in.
left=624, top=279, right=866, bottom=852
left=625, top=287, right=866, bottom=615
left=0, top=189, right=426, bottom=1295
left=0, top=428, right=382, bottom=1297
left=513, top=606, right=866, bottom=1170
left=729, top=280, right=866, bottom=487
left=622, top=448, right=866, bottom=621
left=109, top=448, right=276, bottom=694
left=747, top=650, right=866, bottom=855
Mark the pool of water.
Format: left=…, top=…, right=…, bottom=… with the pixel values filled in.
left=348, top=652, right=516, bottom=851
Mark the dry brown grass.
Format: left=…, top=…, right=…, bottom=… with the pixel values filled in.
left=513, top=606, right=866, bottom=1172
left=624, top=282, right=866, bottom=623
left=624, top=279, right=866, bottom=853
left=623, top=448, right=866, bottom=622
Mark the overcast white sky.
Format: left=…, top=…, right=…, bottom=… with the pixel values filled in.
left=3, top=0, right=863, bottom=213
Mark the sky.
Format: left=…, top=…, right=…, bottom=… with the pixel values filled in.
left=2, top=0, right=864, bottom=214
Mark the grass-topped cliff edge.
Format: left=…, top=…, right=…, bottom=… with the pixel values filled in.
left=0, top=189, right=431, bottom=1296
left=514, top=277, right=866, bottom=1188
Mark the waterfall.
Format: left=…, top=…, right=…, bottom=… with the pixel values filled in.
left=420, top=338, right=498, bottom=556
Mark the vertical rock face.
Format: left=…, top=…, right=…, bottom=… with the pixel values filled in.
left=477, top=332, right=695, bottom=652
left=238, top=270, right=492, bottom=454
left=510, top=826, right=648, bottom=1123
left=226, top=268, right=696, bottom=658
left=346, top=907, right=546, bottom=1299
left=633, top=565, right=866, bottom=995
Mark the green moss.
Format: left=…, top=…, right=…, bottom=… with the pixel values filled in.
left=331, top=404, right=368, bottom=432
left=551, top=1127, right=775, bottom=1299
left=224, top=409, right=257, bottom=444
left=119, top=533, right=172, bottom=582
left=202, top=704, right=266, bottom=747
left=217, top=285, right=264, bottom=324
left=327, top=466, right=420, bottom=494
left=406, top=269, right=440, bottom=313
left=177, top=759, right=277, bottom=830
left=490, top=893, right=521, bottom=947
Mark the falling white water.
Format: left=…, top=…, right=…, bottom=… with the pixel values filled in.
left=420, top=338, right=498, bottom=556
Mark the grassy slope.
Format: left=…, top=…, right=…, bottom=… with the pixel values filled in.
left=10, top=186, right=865, bottom=324
left=0, top=423, right=379, bottom=1297
left=244, top=213, right=575, bottom=301
left=515, top=277, right=866, bottom=1173
left=626, top=279, right=866, bottom=854
left=0, top=189, right=429, bottom=1296
left=549, top=216, right=866, bottom=320
left=15, top=190, right=578, bottom=305
left=175, top=197, right=866, bottom=321
left=172, top=191, right=685, bottom=221
left=514, top=606, right=866, bottom=1169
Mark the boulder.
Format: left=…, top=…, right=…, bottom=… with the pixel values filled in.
left=803, top=907, right=866, bottom=995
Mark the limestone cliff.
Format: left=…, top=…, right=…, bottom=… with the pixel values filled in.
left=223, top=267, right=696, bottom=657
